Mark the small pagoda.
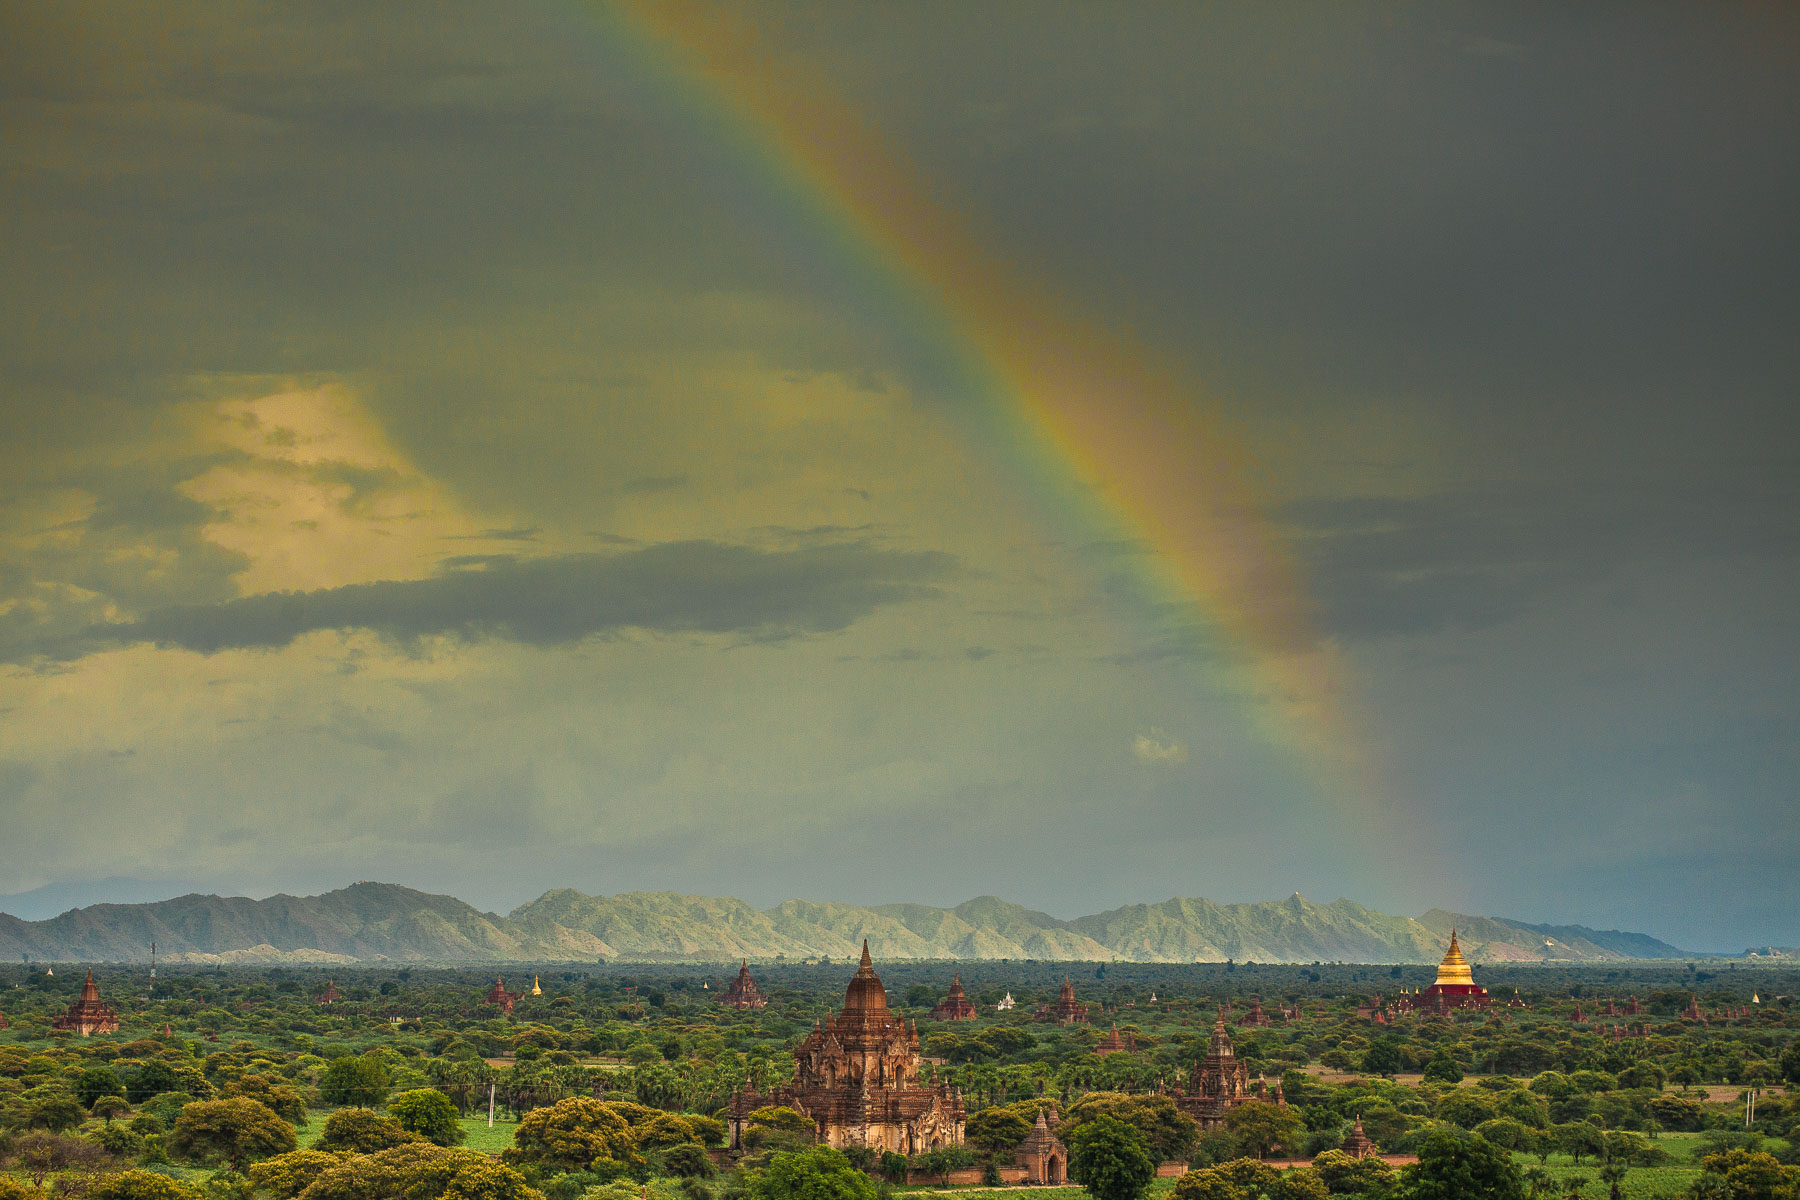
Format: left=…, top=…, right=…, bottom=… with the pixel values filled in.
left=1039, top=977, right=1089, bottom=1025
left=929, top=975, right=978, bottom=1021
left=1241, top=998, right=1271, bottom=1027
left=1012, top=1109, right=1068, bottom=1184
left=1338, top=1116, right=1379, bottom=1159
left=1093, top=1023, right=1136, bottom=1055
left=316, top=979, right=341, bottom=1005
left=721, top=961, right=767, bottom=1010
left=483, top=976, right=517, bottom=1015
left=530, top=975, right=543, bottom=997
left=52, top=970, right=120, bottom=1037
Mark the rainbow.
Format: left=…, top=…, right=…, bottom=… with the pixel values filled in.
left=597, top=4, right=1372, bottom=800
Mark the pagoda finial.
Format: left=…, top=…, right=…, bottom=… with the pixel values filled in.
left=860, top=939, right=872, bottom=969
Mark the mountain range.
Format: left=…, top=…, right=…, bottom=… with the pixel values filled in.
left=0, top=883, right=1697, bottom=965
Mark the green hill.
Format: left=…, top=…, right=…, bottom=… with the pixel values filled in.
left=0, top=883, right=1695, bottom=964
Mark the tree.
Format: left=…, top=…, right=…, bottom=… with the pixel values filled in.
left=1362, top=1040, right=1405, bottom=1078
left=750, top=1146, right=878, bottom=1200
left=318, top=1056, right=391, bottom=1107
left=387, top=1088, right=465, bottom=1146
left=1422, top=1052, right=1464, bottom=1085
left=1395, top=1130, right=1525, bottom=1200
left=1551, top=1122, right=1605, bottom=1167
left=9, top=1130, right=109, bottom=1188
left=913, top=1145, right=976, bottom=1186
left=1170, top=1171, right=1246, bottom=1200
left=1596, top=1162, right=1627, bottom=1200
left=78, top=1066, right=127, bottom=1109
left=317, top=1106, right=422, bottom=1153
left=1063, top=1093, right=1201, bottom=1162
left=1223, top=1100, right=1305, bottom=1161
left=29, top=1090, right=89, bottom=1132
left=664, top=1143, right=717, bottom=1179
left=503, top=1096, right=635, bottom=1171
left=168, top=1097, right=297, bottom=1172
left=92, top=1095, right=135, bottom=1124
left=245, top=1148, right=345, bottom=1200
left=1311, top=1149, right=1397, bottom=1196
left=1779, top=1041, right=1800, bottom=1086
left=88, top=1171, right=206, bottom=1200
left=1068, top=1114, right=1157, bottom=1200
left=967, top=1107, right=1034, bottom=1155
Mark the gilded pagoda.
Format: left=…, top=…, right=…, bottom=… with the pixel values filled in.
left=1394, top=930, right=1491, bottom=1015
left=727, top=942, right=964, bottom=1153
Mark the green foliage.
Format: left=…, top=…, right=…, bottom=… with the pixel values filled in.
left=79, top=1066, right=128, bottom=1108
left=504, top=1097, right=635, bottom=1171
left=1362, top=1040, right=1405, bottom=1078
left=88, top=1170, right=208, bottom=1200
left=967, top=1106, right=1033, bottom=1154
left=1068, top=1114, right=1157, bottom=1200
left=1311, top=1148, right=1396, bottom=1196
left=387, top=1088, right=465, bottom=1146
left=749, top=1146, right=878, bottom=1200
left=1421, top=1052, right=1463, bottom=1086
left=662, top=1142, right=716, bottom=1179
left=317, top=1107, right=423, bottom=1153
left=318, top=1057, right=391, bottom=1108
left=1395, top=1130, right=1525, bottom=1200
left=1222, top=1100, right=1305, bottom=1160
left=168, top=1097, right=297, bottom=1172
left=246, top=1148, right=347, bottom=1199
left=1064, top=1093, right=1201, bottom=1162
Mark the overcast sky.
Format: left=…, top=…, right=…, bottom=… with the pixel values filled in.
left=1, top=2, right=1795, bottom=950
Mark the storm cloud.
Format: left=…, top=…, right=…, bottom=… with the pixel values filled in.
left=82, top=541, right=957, bottom=657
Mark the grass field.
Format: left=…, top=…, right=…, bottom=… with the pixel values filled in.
left=294, top=1108, right=520, bottom=1154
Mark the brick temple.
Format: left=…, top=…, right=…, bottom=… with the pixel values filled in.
left=928, top=975, right=977, bottom=1021
left=727, top=942, right=964, bottom=1154
left=1173, top=1011, right=1253, bottom=1127
left=52, top=970, right=120, bottom=1037
left=483, top=976, right=517, bottom=1015
left=721, top=961, right=768, bottom=1010
left=1039, top=977, right=1090, bottom=1025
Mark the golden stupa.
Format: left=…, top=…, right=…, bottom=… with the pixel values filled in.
left=1434, top=929, right=1475, bottom=987
left=530, top=975, right=543, bottom=996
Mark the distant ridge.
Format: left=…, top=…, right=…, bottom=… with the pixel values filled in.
left=0, top=883, right=1698, bottom=964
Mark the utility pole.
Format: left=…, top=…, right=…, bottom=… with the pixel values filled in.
left=488, top=1081, right=496, bottom=1128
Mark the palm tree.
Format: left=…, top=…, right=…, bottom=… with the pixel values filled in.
left=1522, top=1164, right=1556, bottom=1198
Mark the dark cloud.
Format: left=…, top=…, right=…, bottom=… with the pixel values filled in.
left=1288, top=476, right=1800, bottom=640
left=67, top=540, right=955, bottom=659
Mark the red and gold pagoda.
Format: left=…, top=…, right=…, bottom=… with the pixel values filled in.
left=1395, top=930, right=1491, bottom=1016
left=52, top=970, right=120, bottom=1037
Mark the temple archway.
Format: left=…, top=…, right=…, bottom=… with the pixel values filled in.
left=1045, top=1154, right=1064, bottom=1184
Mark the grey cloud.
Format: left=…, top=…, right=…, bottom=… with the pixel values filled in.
left=69, top=540, right=956, bottom=659
left=1288, top=477, right=1800, bottom=640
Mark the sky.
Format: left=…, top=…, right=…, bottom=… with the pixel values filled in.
left=1, top=1, right=1795, bottom=951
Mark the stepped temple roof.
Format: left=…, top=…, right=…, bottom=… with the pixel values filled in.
left=52, top=969, right=120, bottom=1037
left=726, top=942, right=964, bottom=1155
left=722, top=960, right=767, bottom=1009
left=929, top=974, right=978, bottom=1021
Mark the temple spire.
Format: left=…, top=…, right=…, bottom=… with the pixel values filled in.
left=859, top=940, right=873, bottom=971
